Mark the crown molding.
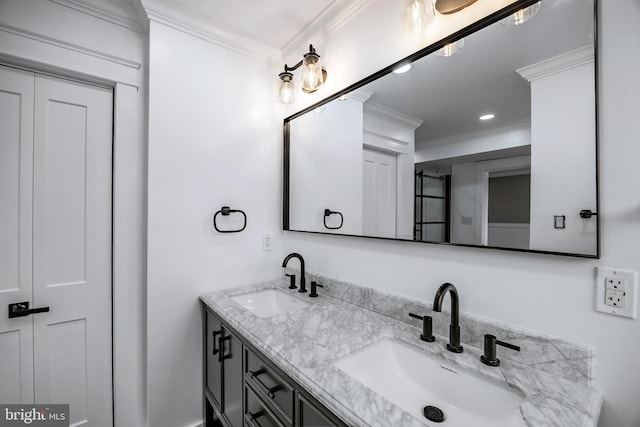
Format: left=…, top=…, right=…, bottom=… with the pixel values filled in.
left=419, top=119, right=531, bottom=148
left=350, top=88, right=374, bottom=103
left=363, top=130, right=410, bottom=149
left=141, top=0, right=280, bottom=60
left=517, top=44, right=595, bottom=83
left=49, top=0, right=147, bottom=33
left=282, top=0, right=376, bottom=63
left=364, top=100, right=423, bottom=130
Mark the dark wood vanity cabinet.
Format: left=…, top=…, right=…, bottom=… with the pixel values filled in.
left=205, top=311, right=243, bottom=427
left=203, top=305, right=346, bottom=427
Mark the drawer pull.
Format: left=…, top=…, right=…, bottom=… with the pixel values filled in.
left=249, top=368, right=282, bottom=399
left=218, top=335, right=232, bottom=362
left=247, top=410, right=267, bottom=427
left=211, top=330, right=221, bottom=355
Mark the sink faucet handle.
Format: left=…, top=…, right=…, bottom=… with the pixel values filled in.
left=309, top=281, right=323, bottom=298
left=285, top=273, right=297, bottom=289
left=481, top=334, right=521, bottom=367
left=408, top=313, right=435, bottom=342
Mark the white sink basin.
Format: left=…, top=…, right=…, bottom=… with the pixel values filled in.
left=334, top=338, right=525, bottom=427
left=230, top=289, right=309, bottom=318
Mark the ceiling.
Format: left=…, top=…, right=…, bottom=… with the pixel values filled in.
left=163, top=0, right=338, bottom=49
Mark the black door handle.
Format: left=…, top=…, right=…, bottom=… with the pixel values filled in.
left=8, top=302, right=50, bottom=319
left=211, top=330, right=221, bottom=355
left=580, top=209, right=598, bottom=218
left=218, top=335, right=232, bottom=362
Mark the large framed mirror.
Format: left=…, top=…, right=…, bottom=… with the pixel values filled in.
left=284, top=0, right=599, bottom=258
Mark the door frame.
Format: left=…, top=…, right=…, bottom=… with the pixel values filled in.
left=0, top=27, right=145, bottom=426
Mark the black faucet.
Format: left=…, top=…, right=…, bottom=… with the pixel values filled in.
left=433, top=282, right=463, bottom=353
left=282, top=253, right=306, bottom=293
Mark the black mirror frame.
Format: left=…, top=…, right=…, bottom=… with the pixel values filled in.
left=283, top=0, right=600, bottom=259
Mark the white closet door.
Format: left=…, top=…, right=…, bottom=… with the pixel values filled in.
left=363, top=148, right=397, bottom=238
left=0, top=66, right=35, bottom=405
left=32, top=74, right=113, bottom=426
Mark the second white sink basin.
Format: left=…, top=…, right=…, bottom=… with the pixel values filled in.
left=334, top=338, right=525, bottom=426
left=230, top=289, right=309, bottom=318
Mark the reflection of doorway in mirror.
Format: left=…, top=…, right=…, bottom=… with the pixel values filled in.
left=472, top=155, right=531, bottom=247
left=363, top=148, right=397, bottom=238
left=487, top=172, right=531, bottom=249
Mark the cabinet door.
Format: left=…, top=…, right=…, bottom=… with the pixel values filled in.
left=206, top=312, right=223, bottom=408
left=220, top=328, right=243, bottom=427
left=298, top=393, right=346, bottom=427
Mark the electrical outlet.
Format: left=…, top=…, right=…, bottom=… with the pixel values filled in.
left=604, top=289, right=625, bottom=308
left=595, top=267, right=637, bottom=319
left=262, top=233, right=273, bottom=251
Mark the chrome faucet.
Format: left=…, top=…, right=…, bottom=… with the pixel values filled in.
left=282, top=253, right=306, bottom=293
left=433, top=282, right=463, bottom=353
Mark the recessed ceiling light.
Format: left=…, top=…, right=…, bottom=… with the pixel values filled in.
left=393, top=63, right=412, bottom=74
left=479, top=114, right=495, bottom=121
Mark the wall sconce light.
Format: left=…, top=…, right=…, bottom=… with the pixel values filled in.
left=278, top=44, right=327, bottom=104
left=401, top=0, right=478, bottom=33
left=401, top=0, right=435, bottom=33
left=500, top=1, right=541, bottom=26
left=434, top=0, right=477, bottom=15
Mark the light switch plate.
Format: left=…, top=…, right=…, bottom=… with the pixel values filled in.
left=595, top=267, right=637, bottom=319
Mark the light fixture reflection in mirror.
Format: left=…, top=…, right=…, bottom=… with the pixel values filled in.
left=501, top=1, right=541, bottom=26
left=393, top=63, right=413, bottom=74
left=438, top=38, right=465, bottom=56
left=401, top=0, right=435, bottom=33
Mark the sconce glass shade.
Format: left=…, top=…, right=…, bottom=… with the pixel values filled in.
left=500, top=1, right=541, bottom=26
left=437, top=38, right=464, bottom=57
left=401, top=0, right=435, bottom=33
left=278, top=71, right=295, bottom=104
left=301, top=48, right=324, bottom=93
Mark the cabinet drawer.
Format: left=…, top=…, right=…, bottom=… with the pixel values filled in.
left=245, top=348, right=294, bottom=423
left=245, top=385, right=285, bottom=427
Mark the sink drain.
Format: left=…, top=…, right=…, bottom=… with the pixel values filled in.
left=423, top=405, right=444, bottom=423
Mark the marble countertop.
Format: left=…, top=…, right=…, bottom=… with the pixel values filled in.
left=200, top=280, right=602, bottom=427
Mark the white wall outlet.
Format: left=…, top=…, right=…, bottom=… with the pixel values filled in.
left=262, top=233, right=273, bottom=251
left=595, top=267, right=637, bottom=319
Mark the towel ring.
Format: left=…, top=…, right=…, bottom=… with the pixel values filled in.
left=323, top=209, right=343, bottom=230
left=213, top=206, right=247, bottom=233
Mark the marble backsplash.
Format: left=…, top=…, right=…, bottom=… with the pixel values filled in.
left=283, top=269, right=595, bottom=386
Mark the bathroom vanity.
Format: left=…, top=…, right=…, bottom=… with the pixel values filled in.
left=203, top=304, right=347, bottom=427
left=201, top=276, right=602, bottom=427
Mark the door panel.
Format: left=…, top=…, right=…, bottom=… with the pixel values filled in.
left=42, top=99, right=88, bottom=285
left=46, top=319, right=88, bottom=423
left=0, top=65, right=35, bottom=404
left=31, top=74, right=113, bottom=425
left=363, top=149, right=397, bottom=238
